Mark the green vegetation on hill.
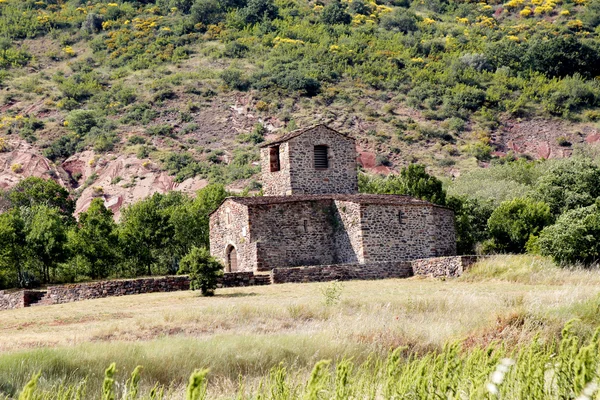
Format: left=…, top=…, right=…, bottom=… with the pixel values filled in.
left=4, top=0, right=600, bottom=182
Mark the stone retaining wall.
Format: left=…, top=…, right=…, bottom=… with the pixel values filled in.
left=411, top=255, right=481, bottom=278
left=0, top=290, right=26, bottom=310
left=271, top=261, right=413, bottom=284
left=0, top=290, right=44, bottom=310
left=37, top=276, right=191, bottom=306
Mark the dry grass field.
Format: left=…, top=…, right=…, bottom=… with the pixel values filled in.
left=2, top=255, right=600, bottom=397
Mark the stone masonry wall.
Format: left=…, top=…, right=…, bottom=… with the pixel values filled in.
left=360, top=204, right=456, bottom=263
left=209, top=199, right=255, bottom=272
left=0, top=290, right=26, bottom=310
left=261, top=142, right=292, bottom=196
left=35, top=272, right=270, bottom=307
left=251, top=199, right=337, bottom=271
left=0, top=257, right=480, bottom=311
left=332, top=200, right=364, bottom=263
left=411, top=256, right=481, bottom=278
left=287, top=126, right=358, bottom=195
left=271, top=261, right=413, bottom=283
left=37, top=276, right=191, bottom=306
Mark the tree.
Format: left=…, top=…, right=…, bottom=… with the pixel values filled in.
left=68, top=199, right=119, bottom=280
left=538, top=201, right=600, bottom=265
left=119, top=192, right=185, bottom=276
left=359, top=164, right=446, bottom=205
left=190, top=0, right=224, bottom=25
left=524, top=35, right=600, bottom=79
left=8, top=177, right=75, bottom=218
left=446, top=196, right=493, bottom=255
left=240, top=0, right=278, bottom=24
left=534, top=157, right=600, bottom=215
left=0, top=210, right=26, bottom=288
left=22, top=205, right=68, bottom=283
left=179, top=246, right=223, bottom=296
left=321, top=0, right=351, bottom=25
left=170, top=184, right=229, bottom=256
left=486, top=198, right=553, bottom=254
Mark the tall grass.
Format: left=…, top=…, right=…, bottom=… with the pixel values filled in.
left=7, top=321, right=600, bottom=399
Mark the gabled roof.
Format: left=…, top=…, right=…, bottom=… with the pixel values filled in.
left=259, top=124, right=354, bottom=148
left=209, top=194, right=450, bottom=217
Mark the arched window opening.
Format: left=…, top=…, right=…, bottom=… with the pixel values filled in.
left=226, top=245, right=238, bottom=272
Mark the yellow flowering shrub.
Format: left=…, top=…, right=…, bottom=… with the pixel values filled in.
left=10, top=163, right=22, bottom=173
left=520, top=7, right=532, bottom=16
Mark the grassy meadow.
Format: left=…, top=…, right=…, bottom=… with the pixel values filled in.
left=2, top=255, right=600, bottom=398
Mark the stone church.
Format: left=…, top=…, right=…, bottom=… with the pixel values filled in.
left=209, top=124, right=456, bottom=273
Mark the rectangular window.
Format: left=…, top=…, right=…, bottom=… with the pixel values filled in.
left=314, top=145, right=328, bottom=169
left=269, top=146, right=280, bottom=172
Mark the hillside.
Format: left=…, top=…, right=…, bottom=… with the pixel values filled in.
left=3, top=0, right=600, bottom=214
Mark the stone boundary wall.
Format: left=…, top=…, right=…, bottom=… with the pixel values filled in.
left=37, top=276, right=191, bottom=306
left=0, top=290, right=25, bottom=310
left=0, top=256, right=482, bottom=310
left=271, top=262, right=413, bottom=284
left=411, top=255, right=481, bottom=278
left=0, top=290, right=44, bottom=310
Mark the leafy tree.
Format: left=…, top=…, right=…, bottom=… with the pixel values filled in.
left=119, top=192, right=186, bottom=276
left=534, top=157, right=600, bottom=215
left=240, top=0, right=278, bottom=24
left=170, top=184, right=229, bottom=256
left=7, top=177, right=75, bottom=219
left=179, top=246, right=223, bottom=296
left=446, top=196, right=493, bottom=255
left=486, top=198, right=553, bottom=254
left=524, top=35, right=600, bottom=79
left=22, top=205, right=68, bottom=283
left=190, top=0, right=225, bottom=25
left=321, top=0, right=352, bottom=25
left=538, top=201, right=600, bottom=265
left=67, top=198, right=119, bottom=280
left=0, top=210, right=26, bottom=288
left=360, top=165, right=446, bottom=205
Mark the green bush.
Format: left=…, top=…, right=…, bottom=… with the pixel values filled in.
left=380, top=10, right=418, bottom=32
left=321, top=0, right=351, bottom=25
left=534, top=157, right=600, bottom=215
left=538, top=202, right=600, bottom=265
left=178, top=246, right=223, bottom=296
left=486, top=198, right=553, bottom=254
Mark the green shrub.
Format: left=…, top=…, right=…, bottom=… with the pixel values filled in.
left=321, top=0, right=351, bottom=25
left=221, top=69, right=250, bottom=91
left=239, top=0, right=279, bottom=24
left=486, top=198, right=553, bottom=254
left=146, top=124, right=175, bottom=137
left=66, top=110, right=99, bottom=135
left=380, top=10, right=418, bottom=32
left=178, top=246, right=223, bottom=296
left=538, top=201, right=600, bottom=265
left=534, top=157, right=600, bottom=215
